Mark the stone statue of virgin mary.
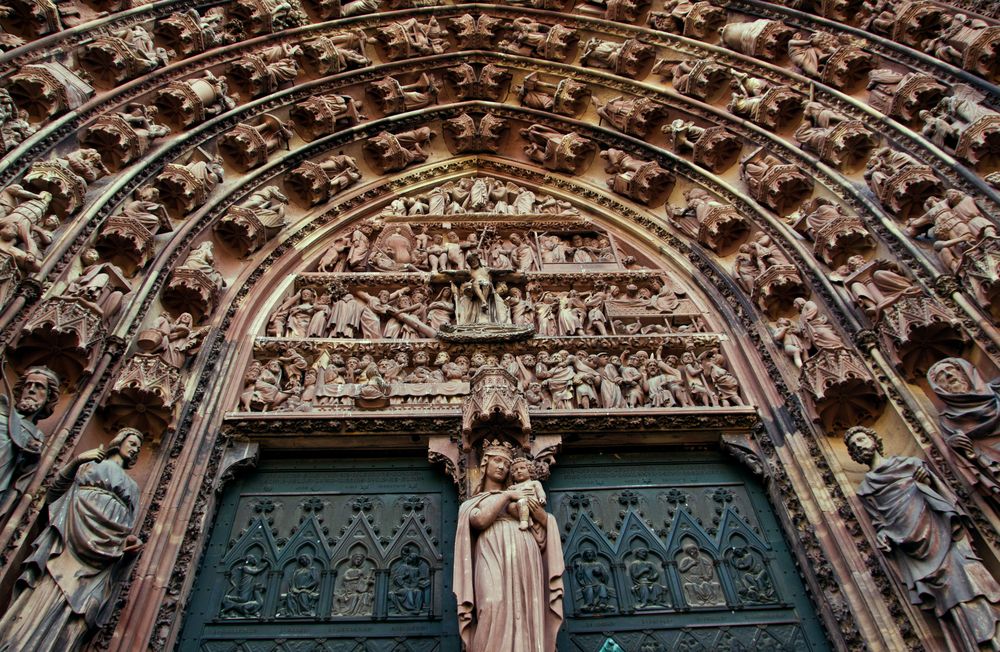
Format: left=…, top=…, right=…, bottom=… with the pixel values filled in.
left=453, top=440, right=564, bottom=651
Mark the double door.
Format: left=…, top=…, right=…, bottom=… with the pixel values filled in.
left=179, top=452, right=828, bottom=652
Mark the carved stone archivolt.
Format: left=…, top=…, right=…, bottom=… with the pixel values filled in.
left=5, top=0, right=1000, bottom=650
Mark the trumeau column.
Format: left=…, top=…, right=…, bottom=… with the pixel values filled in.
left=0, top=0, right=998, bottom=650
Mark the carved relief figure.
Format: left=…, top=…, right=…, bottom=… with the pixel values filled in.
left=574, top=547, right=615, bottom=612
left=677, top=540, right=724, bottom=606
left=866, top=68, right=947, bottom=123
left=375, top=17, right=448, bottom=60
left=647, top=0, right=725, bottom=39
left=0, top=428, right=143, bottom=651
left=629, top=547, right=668, bottom=608
left=499, top=18, right=577, bottom=61
left=0, top=365, right=59, bottom=517
left=277, top=554, right=321, bottom=617
left=581, top=38, right=654, bottom=77
left=332, top=553, right=374, bottom=615
left=919, top=85, right=1000, bottom=170
left=794, top=102, right=876, bottom=169
left=517, top=72, right=589, bottom=116
left=846, top=426, right=1000, bottom=650
left=600, top=149, right=673, bottom=205
left=454, top=440, right=564, bottom=651
left=521, top=125, right=596, bottom=174
left=727, top=72, right=804, bottom=131
left=221, top=553, right=270, bottom=617
left=927, top=358, right=1000, bottom=498
left=389, top=544, right=431, bottom=614
left=364, top=128, right=435, bottom=172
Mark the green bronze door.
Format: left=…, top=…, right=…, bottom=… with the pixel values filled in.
left=549, top=452, right=830, bottom=652
left=180, top=452, right=828, bottom=651
left=178, top=456, right=460, bottom=652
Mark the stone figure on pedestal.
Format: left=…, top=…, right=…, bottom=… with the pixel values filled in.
left=0, top=427, right=143, bottom=652
left=454, top=440, right=564, bottom=651
left=846, top=426, right=1000, bottom=650
left=0, top=365, right=60, bottom=519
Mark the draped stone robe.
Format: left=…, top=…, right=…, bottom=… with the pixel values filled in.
left=454, top=490, right=564, bottom=652
left=0, top=458, right=138, bottom=652
left=857, top=455, right=1000, bottom=650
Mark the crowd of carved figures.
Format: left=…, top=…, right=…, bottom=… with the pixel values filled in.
left=241, top=343, right=743, bottom=412
left=0, top=0, right=999, bottom=647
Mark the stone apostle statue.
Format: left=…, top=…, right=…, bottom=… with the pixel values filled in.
left=454, top=441, right=564, bottom=652
left=0, top=365, right=60, bottom=518
left=0, top=427, right=144, bottom=652
left=927, top=357, right=1000, bottom=497
left=845, top=426, right=1000, bottom=649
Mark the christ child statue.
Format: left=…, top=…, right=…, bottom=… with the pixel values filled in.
left=508, top=456, right=546, bottom=530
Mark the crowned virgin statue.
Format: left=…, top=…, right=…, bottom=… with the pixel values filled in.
left=453, top=440, right=564, bottom=651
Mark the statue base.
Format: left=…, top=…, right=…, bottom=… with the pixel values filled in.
left=436, top=324, right=535, bottom=343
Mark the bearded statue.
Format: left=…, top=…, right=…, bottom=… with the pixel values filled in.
left=0, top=365, right=60, bottom=519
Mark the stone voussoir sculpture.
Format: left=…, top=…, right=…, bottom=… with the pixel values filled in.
left=161, top=241, right=227, bottom=322
left=664, top=119, right=742, bottom=173
left=24, top=148, right=109, bottom=219
left=727, top=72, right=804, bottom=132
left=363, top=128, right=435, bottom=173
left=787, top=30, right=874, bottom=90
left=365, top=73, right=439, bottom=116
left=12, top=248, right=129, bottom=382
left=520, top=125, right=596, bottom=175
left=720, top=19, right=796, bottom=61
left=838, top=256, right=966, bottom=378
left=80, top=104, right=171, bottom=172
left=446, top=63, right=511, bottom=102
left=600, top=148, right=673, bottom=206
left=919, top=84, right=1000, bottom=171
left=77, top=24, right=172, bottom=89
left=286, top=154, right=362, bottom=207
left=794, top=101, right=877, bottom=170
left=788, top=197, right=874, bottom=266
left=215, top=186, right=289, bottom=257
left=773, top=298, right=883, bottom=430
left=218, top=114, right=294, bottom=172
left=299, top=30, right=371, bottom=75
left=443, top=112, right=509, bottom=155
left=907, top=191, right=1000, bottom=314
left=647, top=0, right=725, bottom=39
left=7, top=62, right=93, bottom=122
left=739, top=149, right=814, bottom=215
left=866, top=68, right=948, bottom=123
left=94, top=187, right=171, bottom=276
left=670, top=187, right=749, bottom=254
left=288, top=92, right=365, bottom=141
left=596, top=96, right=666, bottom=138
left=864, top=146, right=942, bottom=220
left=659, top=57, right=730, bottom=102
left=374, top=17, right=449, bottom=60
left=227, top=43, right=302, bottom=99
left=153, top=71, right=237, bottom=129
left=516, top=72, right=589, bottom=116
left=498, top=17, right=577, bottom=62
left=580, top=37, right=654, bottom=77
left=153, top=154, right=225, bottom=218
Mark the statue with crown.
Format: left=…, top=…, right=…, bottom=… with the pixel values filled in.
left=453, top=438, right=564, bottom=651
